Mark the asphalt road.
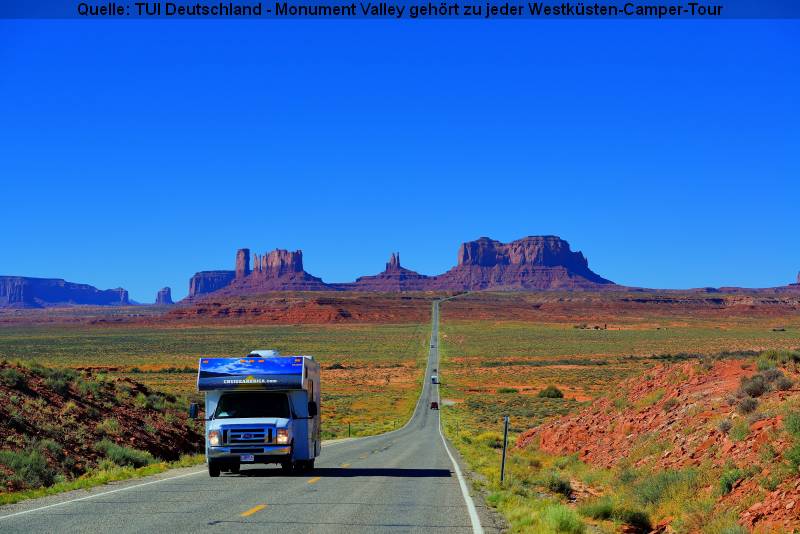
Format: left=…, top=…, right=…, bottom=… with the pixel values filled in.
left=0, top=301, right=498, bottom=533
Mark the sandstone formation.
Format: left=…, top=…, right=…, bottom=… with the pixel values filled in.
left=188, top=270, right=235, bottom=297
left=346, top=252, right=431, bottom=291
left=427, top=236, right=614, bottom=290
left=0, top=276, right=129, bottom=308
left=155, top=287, right=173, bottom=305
left=184, top=236, right=616, bottom=298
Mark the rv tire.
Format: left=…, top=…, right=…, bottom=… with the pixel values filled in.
left=208, top=461, right=221, bottom=477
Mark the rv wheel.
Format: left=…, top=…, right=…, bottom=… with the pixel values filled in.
left=208, top=461, right=221, bottom=478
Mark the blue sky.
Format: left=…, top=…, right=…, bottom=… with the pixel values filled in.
left=1, top=19, right=798, bottom=301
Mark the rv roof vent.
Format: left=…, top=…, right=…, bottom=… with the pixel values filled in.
left=248, top=349, right=280, bottom=357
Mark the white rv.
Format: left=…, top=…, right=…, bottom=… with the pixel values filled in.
left=190, top=350, right=321, bottom=477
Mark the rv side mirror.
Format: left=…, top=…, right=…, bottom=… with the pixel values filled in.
left=307, top=401, right=318, bottom=417
left=189, top=403, right=199, bottom=420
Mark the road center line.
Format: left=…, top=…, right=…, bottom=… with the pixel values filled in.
left=307, top=476, right=321, bottom=484
left=240, top=504, right=266, bottom=517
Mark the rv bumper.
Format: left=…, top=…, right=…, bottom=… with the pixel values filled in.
left=208, top=445, right=292, bottom=459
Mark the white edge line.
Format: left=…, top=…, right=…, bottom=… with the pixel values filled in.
left=439, top=409, right=483, bottom=534
left=434, top=299, right=483, bottom=534
left=0, top=468, right=205, bottom=521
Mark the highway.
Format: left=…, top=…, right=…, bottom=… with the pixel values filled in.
left=0, top=301, right=498, bottom=533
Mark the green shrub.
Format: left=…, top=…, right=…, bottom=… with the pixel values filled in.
left=737, top=397, right=758, bottom=414
left=577, top=496, right=614, bottom=519
left=740, top=374, right=770, bottom=398
left=776, top=376, right=794, bottom=391
left=540, top=503, right=585, bottom=534
left=97, top=417, right=121, bottom=436
left=543, top=471, right=572, bottom=496
left=784, top=442, right=800, bottom=469
left=761, top=368, right=784, bottom=382
left=497, top=387, right=518, bottom=394
left=0, top=368, right=26, bottom=388
left=95, top=439, right=154, bottom=468
left=475, top=432, right=503, bottom=449
left=720, top=467, right=744, bottom=494
left=760, top=349, right=800, bottom=366
left=729, top=420, right=749, bottom=441
left=0, top=449, right=56, bottom=488
left=719, top=525, right=747, bottom=534
left=756, top=357, right=776, bottom=371
left=784, top=413, right=800, bottom=437
left=663, top=398, right=678, bottom=412
left=718, top=419, right=733, bottom=434
left=538, top=385, right=564, bottom=399
left=634, top=469, right=697, bottom=506
left=614, top=508, right=651, bottom=531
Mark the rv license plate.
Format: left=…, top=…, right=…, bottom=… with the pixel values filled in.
left=240, top=454, right=255, bottom=462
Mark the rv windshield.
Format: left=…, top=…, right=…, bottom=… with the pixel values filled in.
left=213, top=392, right=291, bottom=419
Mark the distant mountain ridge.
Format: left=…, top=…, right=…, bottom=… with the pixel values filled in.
left=0, top=276, right=129, bottom=308
left=187, top=235, right=616, bottom=298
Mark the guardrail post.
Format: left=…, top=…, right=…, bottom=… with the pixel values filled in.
left=348, top=422, right=351, bottom=437
left=500, top=415, right=509, bottom=484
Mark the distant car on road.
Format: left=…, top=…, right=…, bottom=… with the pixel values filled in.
left=431, top=375, right=439, bottom=384
left=430, top=401, right=439, bottom=410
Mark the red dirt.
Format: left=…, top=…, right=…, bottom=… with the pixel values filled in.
left=516, top=359, right=800, bottom=531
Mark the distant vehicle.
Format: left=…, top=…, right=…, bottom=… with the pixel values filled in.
left=430, top=401, right=439, bottom=410
left=190, top=350, right=321, bottom=477
left=431, top=375, right=439, bottom=384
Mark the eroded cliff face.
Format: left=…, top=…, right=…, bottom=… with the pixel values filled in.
left=346, top=252, right=431, bottom=292
left=185, top=235, right=616, bottom=298
left=429, top=236, right=614, bottom=290
left=188, top=271, right=235, bottom=297
left=155, top=287, right=173, bottom=305
left=0, top=277, right=129, bottom=308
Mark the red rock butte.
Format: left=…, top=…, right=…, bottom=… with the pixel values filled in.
left=186, top=235, right=616, bottom=298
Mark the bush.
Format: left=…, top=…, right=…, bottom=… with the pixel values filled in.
left=730, top=420, right=750, bottom=441
left=718, top=419, right=733, bottom=434
left=544, top=471, right=572, bottom=496
left=663, top=398, right=678, bottom=412
left=97, top=417, right=121, bottom=436
left=739, top=375, right=769, bottom=398
left=784, top=413, right=800, bottom=437
left=578, top=497, right=614, bottom=519
left=614, top=508, right=652, bottom=531
left=634, top=470, right=697, bottom=506
left=475, top=432, right=503, bottom=449
left=0, top=368, right=26, bottom=389
left=737, top=397, right=758, bottom=414
left=760, top=349, right=800, bottom=366
left=95, top=439, right=154, bottom=468
left=538, top=385, right=564, bottom=398
left=0, top=449, right=56, bottom=489
left=719, top=526, right=747, bottom=534
left=720, top=467, right=744, bottom=494
left=540, top=503, right=585, bottom=534
left=761, top=368, right=784, bottom=382
left=327, top=362, right=346, bottom=370
left=776, top=376, right=794, bottom=391
left=497, top=387, right=518, bottom=394
left=785, top=442, right=800, bottom=469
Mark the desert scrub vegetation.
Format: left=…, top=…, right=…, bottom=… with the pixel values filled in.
left=0, top=322, right=431, bottom=439
left=537, top=385, right=564, bottom=398
left=0, top=360, right=201, bottom=501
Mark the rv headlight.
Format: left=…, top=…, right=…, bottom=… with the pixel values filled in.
left=208, top=430, right=221, bottom=447
left=276, top=429, right=289, bottom=445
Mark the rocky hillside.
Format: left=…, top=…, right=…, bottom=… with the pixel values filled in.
left=0, top=362, right=201, bottom=493
left=516, top=351, right=800, bottom=532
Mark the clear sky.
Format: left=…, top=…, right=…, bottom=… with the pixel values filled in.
left=1, top=19, right=798, bottom=301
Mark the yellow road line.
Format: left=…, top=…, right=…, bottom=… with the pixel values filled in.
left=358, top=453, right=369, bottom=459
left=307, top=476, right=321, bottom=484
left=340, top=463, right=350, bottom=468
left=240, top=504, right=267, bottom=517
